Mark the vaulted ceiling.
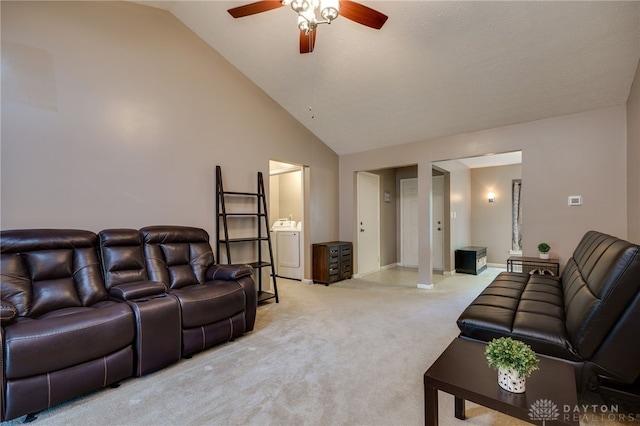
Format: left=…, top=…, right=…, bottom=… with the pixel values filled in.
left=135, top=1, right=640, bottom=155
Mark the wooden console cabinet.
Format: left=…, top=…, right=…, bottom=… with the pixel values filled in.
left=312, top=241, right=352, bottom=285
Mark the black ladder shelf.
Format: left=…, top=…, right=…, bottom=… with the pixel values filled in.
left=216, top=166, right=279, bottom=304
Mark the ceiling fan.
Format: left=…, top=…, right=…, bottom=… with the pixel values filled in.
left=227, top=0, right=388, bottom=54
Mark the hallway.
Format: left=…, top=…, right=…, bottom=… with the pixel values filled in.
left=351, top=266, right=504, bottom=290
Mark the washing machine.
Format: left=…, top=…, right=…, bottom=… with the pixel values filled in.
left=270, top=219, right=302, bottom=280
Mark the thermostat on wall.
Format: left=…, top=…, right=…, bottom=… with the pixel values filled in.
left=568, top=195, right=583, bottom=206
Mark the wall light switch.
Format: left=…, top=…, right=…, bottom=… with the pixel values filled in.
left=568, top=195, right=583, bottom=206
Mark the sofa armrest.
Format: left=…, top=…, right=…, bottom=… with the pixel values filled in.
left=206, top=264, right=253, bottom=281
left=109, top=281, right=167, bottom=301
left=1, top=300, right=17, bottom=325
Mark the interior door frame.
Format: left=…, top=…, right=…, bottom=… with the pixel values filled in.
left=431, top=175, right=445, bottom=271
left=356, top=171, right=380, bottom=277
left=268, top=160, right=307, bottom=281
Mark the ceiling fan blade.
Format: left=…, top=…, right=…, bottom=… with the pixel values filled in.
left=339, top=1, right=388, bottom=29
left=300, top=29, right=317, bottom=54
left=228, top=1, right=284, bottom=18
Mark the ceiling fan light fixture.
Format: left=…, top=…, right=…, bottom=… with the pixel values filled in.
left=297, top=14, right=310, bottom=32
left=320, top=0, right=340, bottom=22
left=290, top=0, right=310, bottom=13
left=228, top=1, right=388, bottom=54
left=297, top=8, right=317, bottom=32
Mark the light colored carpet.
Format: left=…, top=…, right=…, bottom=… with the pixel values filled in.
left=2, top=267, right=636, bottom=426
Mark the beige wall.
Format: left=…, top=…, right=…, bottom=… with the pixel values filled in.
left=628, top=60, right=640, bottom=243
left=340, top=106, right=628, bottom=286
left=269, top=175, right=281, bottom=223
left=0, top=1, right=339, bottom=280
left=470, top=164, right=522, bottom=264
left=272, top=170, right=303, bottom=224
left=3, top=1, right=636, bottom=288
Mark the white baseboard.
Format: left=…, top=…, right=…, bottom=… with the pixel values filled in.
left=398, top=263, right=420, bottom=269
left=487, top=263, right=507, bottom=269
left=380, top=263, right=398, bottom=271
left=417, top=283, right=434, bottom=290
left=302, top=278, right=314, bottom=285
left=354, top=265, right=389, bottom=278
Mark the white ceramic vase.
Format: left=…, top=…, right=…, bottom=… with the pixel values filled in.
left=498, top=367, right=526, bottom=393
left=539, top=252, right=550, bottom=260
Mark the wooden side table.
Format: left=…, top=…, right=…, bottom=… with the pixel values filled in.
left=424, top=338, right=578, bottom=426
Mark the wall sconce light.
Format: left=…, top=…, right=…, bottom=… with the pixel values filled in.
left=488, top=192, right=495, bottom=203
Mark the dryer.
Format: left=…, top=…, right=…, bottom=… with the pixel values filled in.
left=270, top=219, right=302, bottom=280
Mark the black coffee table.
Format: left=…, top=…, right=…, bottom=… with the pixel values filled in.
left=424, top=338, right=579, bottom=426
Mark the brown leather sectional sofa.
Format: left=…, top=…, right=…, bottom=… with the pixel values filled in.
left=457, top=230, right=640, bottom=399
left=0, top=225, right=257, bottom=422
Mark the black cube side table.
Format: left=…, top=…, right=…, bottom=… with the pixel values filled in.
left=455, top=247, right=487, bottom=275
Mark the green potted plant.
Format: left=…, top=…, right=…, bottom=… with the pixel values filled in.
left=537, top=242, right=551, bottom=260
left=485, top=337, right=539, bottom=393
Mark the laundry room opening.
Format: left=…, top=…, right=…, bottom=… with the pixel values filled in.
left=269, top=160, right=306, bottom=281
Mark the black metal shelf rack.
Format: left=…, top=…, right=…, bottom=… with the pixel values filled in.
left=216, top=165, right=279, bottom=303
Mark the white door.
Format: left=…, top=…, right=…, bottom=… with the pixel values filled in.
left=357, top=172, right=380, bottom=276
left=432, top=175, right=445, bottom=270
left=401, top=178, right=418, bottom=267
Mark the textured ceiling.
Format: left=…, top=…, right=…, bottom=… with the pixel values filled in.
left=136, top=1, right=640, bottom=156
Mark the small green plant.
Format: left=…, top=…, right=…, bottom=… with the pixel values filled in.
left=485, top=337, right=539, bottom=378
left=537, top=243, right=551, bottom=253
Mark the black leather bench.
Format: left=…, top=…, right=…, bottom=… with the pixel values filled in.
left=457, top=231, right=640, bottom=398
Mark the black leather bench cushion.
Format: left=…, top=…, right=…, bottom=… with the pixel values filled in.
left=457, top=272, right=580, bottom=360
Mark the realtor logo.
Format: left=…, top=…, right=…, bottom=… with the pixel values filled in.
left=529, top=399, right=639, bottom=423
left=529, top=399, right=560, bottom=426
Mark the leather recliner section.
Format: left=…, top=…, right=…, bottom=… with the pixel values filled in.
left=1, top=225, right=259, bottom=421
left=0, top=229, right=135, bottom=421
left=140, top=225, right=256, bottom=357
left=98, top=229, right=182, bottom=376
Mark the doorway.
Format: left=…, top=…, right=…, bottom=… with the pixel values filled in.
left=432, top=151, right=522, bottom=271
left=269, top=160, right=305, bottom=280
left=357, top=171, right=380, bottom=276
